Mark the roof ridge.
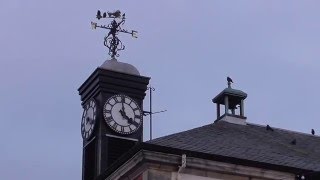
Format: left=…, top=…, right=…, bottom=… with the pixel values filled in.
left=146, top=124, right=212, bottom=143
left=247, top=122, right=320, bottom=139
left=247, top=123, right=320, bottom=162
left=245, top=124, right=316, bottom=157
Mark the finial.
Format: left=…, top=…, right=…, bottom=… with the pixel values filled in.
left=91, top=10, right=138, bottom=59
left=227, top=76, right=233, bottom=88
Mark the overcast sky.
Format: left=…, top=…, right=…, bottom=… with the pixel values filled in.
left=1, top=1, right=320, bottom=179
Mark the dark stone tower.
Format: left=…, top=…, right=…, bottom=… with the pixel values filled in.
left=79, top=59, right=150, bottom=180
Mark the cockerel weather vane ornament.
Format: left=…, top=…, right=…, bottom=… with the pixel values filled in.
left=91, top=10, right=138, bottom=59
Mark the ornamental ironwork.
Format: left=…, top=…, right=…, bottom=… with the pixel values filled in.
left=91, top=10, right=137, bottom=59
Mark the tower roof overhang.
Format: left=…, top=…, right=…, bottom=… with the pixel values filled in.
left=212, top=87, right=247, bottom=107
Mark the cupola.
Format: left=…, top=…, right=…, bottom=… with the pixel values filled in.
left=212, top=77, right=247, bottom=125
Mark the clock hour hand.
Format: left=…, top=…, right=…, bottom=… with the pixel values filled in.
left=125, top=116, right=139, bottom=127
left=86, top=117, right=94, bottom=125
left=119, top=109, right=139, bottom=127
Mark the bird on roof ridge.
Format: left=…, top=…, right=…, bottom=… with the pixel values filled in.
left=266, top=125, right=274, bottom=132
left=312, top=129, right=315, bottom=135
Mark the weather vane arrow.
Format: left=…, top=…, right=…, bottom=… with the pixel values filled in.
left=91, top=10, right=138, bottom=59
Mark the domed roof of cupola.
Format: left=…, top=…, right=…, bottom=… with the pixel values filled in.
left=100, top=58, right=140, bottom=76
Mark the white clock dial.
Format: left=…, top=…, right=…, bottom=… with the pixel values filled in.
left=81, top=99, right=97, bottom=140
left=103, top=94, right=142, bottom=135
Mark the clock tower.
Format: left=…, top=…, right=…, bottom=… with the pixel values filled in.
left=78, top=58, right=150, bottom=180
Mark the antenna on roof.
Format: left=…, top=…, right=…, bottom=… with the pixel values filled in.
left=143, top=86, right=167, bottom=140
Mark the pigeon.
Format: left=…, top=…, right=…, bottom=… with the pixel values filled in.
left=266, top=125, right=274, bottom=131
left=108, top=10, right=122, bottom=18
left=103, top=12, right=107, bottom=18
left=312, top=129, right=315, bottom=135
left=96, top=10, right=102, bottom=19
left=290, top=139, right=296, bottom=145
left=227, top=76, right=233, bottom=83
left=114, top=10, right=121, bottom=18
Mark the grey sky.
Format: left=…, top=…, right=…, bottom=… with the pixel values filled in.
left=1, top=1, right=320, bottom=179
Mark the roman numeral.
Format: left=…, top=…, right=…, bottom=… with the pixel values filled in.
left=105, top=116, right=113, bottom=122
left=129, top=125, right=133, bottom=131
left=133, top=108, right=139, bottom=111
left=129, top=120, right=139, bottom=127
left=112, top=123, right=118, bottom=129
left=126, top=98, right=131, bottom=105
left=114, top=97, right=121, bottom=103
left=121, top=95, right=125, bottom=103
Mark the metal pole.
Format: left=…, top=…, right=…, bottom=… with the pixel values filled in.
left=147, top=87, right=155, bottom=140
left=150, top=87, right=152, bottom=140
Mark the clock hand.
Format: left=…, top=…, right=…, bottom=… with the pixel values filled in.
left=86, top=117, right=94, bottom=125
left=125, top=115, right=139, bottom=127
left=121, top=95, right=125, bottom=112
left=89, top=118, right=94, bottom=125
left=119, top=108, right=140, bottom=127
left=85, top=117, right=90, bottom=125
left=119, top=109, right=125, bottom=118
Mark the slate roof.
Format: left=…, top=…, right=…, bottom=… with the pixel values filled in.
left=147, top=121, right=320, bottom=171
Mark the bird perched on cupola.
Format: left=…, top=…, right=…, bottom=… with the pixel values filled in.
left=227, top=77, right=233, bottom=88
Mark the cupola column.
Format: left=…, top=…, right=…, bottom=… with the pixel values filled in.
left=224, top=96, right=229, bottom=114
left=216, top=104, right=220, bottom=119
left=240, top=99, right=244, bottom=116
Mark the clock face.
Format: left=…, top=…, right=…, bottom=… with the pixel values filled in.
left=81, top=99, right=97, bottom=140
left=103, top=94, right=142, bottom=135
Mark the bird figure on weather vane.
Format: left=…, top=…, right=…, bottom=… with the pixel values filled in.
left=91, top=10, right=138, bottom=59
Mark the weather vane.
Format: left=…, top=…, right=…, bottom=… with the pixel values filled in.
left=91, top=10, right=138, bottom=59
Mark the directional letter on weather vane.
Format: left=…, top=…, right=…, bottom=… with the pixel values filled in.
left=91, top=10, right=138, bottom=59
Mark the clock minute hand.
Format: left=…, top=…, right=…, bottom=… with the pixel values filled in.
left=121, top=95, right=125, bottom=112
left=119, top=109, right=126, bottom=118
left=121, top=102, right=125, bottom=112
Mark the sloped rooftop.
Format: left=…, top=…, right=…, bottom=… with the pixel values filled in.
left=147, top=121, right=320, bottom=171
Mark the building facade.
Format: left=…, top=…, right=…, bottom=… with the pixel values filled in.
left=79, top=59, right=320, bottom=180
